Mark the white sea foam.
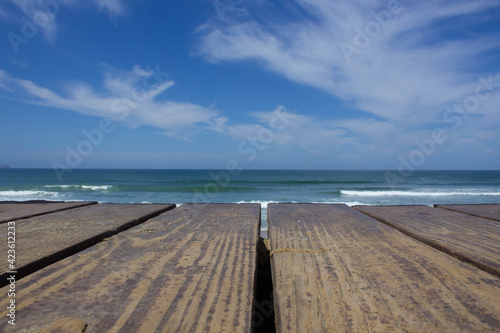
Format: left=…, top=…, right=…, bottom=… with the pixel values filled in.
left=235, top=200, right=368, bottom=207
left=44, top=185, right=112, bottom=191
left=312, top=201, right=367, bottom=206
left=81, top=185, right=112, bottom=190
left=44, top=185, right=78, bottom=189
left=236, top=200, right=278, bottom=208
left=0, top=190, right=60, bottom=201
left=341, top=190, right=500, bottom=197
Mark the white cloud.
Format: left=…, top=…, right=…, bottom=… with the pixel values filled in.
left=0, top=68, right=368, bottom=152
left=214, top=106, right=363, bottom=153
left=1, top=0, right=126, bottom=44
left=2, top=67, right=499, bottom=164
left=93, top=0, right=126, bottom=16
left=1, top=67, right=376, bottom=149
left=197, top=0, right=500, bottom=127
left=4, top=0, right=58, bottom=42
left=0, top=67, right=219, bottom=139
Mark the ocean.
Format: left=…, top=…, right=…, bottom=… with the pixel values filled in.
left=1, top=169, right=500, bottom=230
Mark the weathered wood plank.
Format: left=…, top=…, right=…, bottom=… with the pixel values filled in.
left=0, top=203, right=175, bottom=284
left=356, top=205, right=500, bottom=277
left=0, top=203, right=261, bottom=332
left=268, top=203, right=500, bottom=333
left=435, top=204, right=500, bottom=223
left=0, top=200, right=97, bottom=224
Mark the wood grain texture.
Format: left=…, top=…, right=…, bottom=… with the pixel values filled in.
left=0, top=201, right=97, bottom=224
left=435, top=204, right=500, bottom=223
left=268, top=203, right=500, bottom=333
left=0, top=203, right=261, bottom=333
left=0, top=203, right=175, bottom=284
left=355, top=205, right=500, bottom=277
left=40, top=318, right=88, bottom=333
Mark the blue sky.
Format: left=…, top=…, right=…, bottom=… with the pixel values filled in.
left=0, top=0, right=499, bottom=170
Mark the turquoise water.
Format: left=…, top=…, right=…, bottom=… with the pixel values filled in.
left=1, top=169, right=500, bottom=230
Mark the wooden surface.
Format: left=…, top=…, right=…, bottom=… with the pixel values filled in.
left=0, top=201, right=97, bottom=224
left=0, top=203, right=261, bottom=333
left=0, top=203, right=175, bottom=284
left=268, top=203, right=500, bottom=333
left=356, top=205, right=500, bottom=278
left=435, top=204, right=500, bottom=222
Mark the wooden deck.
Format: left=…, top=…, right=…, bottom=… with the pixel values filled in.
left=355, top=205, right=500, bottom=278
left=434, top=204, right=500, bottom=222
left=1, top=202, right=500, bottom=332
left=0, top=201, right=97, bottom=224
left=0, top=203, right=175, bottom=284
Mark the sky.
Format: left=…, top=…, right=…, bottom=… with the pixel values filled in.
left=0, top=0, right=499, bottom=170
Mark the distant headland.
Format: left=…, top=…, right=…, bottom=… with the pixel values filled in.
left=0, top=165, right=11, bottom=169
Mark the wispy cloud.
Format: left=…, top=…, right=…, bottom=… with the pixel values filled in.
left=0, top=67, right=392, bottom=154
left=197, top=0, right=500, bottom=127
left=212, top=106, right=390, bottom=153
left=3, top=65, right=498, bottom=162
left=1, top=0, right=127, bottom=43
left=4, top=0, right=58, bottom=42
left=0, top=67, right=219, bottom=139
left=93, top=0, right=126, bottom=16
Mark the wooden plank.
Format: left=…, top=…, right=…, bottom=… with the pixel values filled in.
left=0, top=203, right=261, bottom=332
left=435, top=204, right=500, bottom=223
left=0, top=200, right=97, bottom=224
left=0, top=203, right=175, bottom=284
left=356, top=205, right=500, bottom=277
left=268, top=203, right=500, bottom=333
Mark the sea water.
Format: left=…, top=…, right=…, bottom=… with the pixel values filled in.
left=1, top=169, right=500, bottom=230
